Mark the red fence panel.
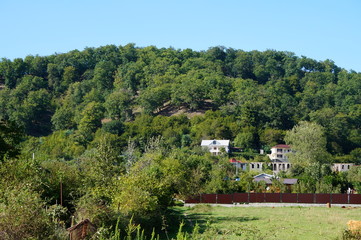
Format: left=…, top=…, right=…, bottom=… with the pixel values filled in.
left=185, top=195, right=201, bottom=203
left=297, top=193, right=314, bottom=203
left=281, top=193, right=297, bottom=203
left=217, top=194, right=233, bottom=204
left=249, top=193, right=264, bottom=203
left=349, top=194, right=361, bottom=204
left=331, top=194, right=348, bottom=204
left=186, top=193, right=361, bottom=205
left=315, top=194, right=331, bottom=204
left=201, top=194, right=217, bottom=203
left=265, top=193, right=281, bottom=203
left=233, top=193, right=248, bottom=203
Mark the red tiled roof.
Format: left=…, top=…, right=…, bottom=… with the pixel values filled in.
left=229, top=158, right=243, bottom=163
left=272, top=144, right=290, bottom=149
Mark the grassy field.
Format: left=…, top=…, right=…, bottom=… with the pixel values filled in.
left=169, top=205, right=361, bottom=240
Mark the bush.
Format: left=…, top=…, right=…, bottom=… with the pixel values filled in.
left=0, top=185, right=58, bottom=240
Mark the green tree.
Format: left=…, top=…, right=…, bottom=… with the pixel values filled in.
left=0, top=119, right=23, bottom=160
left=104, top=88, right=133, bottom=121
left=137, top=85, right=171, bottom=114
left=347, top=166, right=361, bottom=193
left=0, top=185, right=57, bottom=239
left=92, top=61, right=116, bottom=90
left=285, top=121, right=330, bottom=166
left=76, top=101, right=104, bottom=144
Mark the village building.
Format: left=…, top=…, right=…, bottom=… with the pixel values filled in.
left=268, top=144, right=291, bottom=162
left=201, top=139, right=230, bottom=156
left=253, top=173, right=298, bottom=190
left=332, top=163, right=354, bottom=172
left=249, top=162, right=264, bottom=171
left=67, top=219, right=96, bottom=240
left=229, top=158, right=247, bottom=171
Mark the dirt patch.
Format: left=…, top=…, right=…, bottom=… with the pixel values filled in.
left=157, top=100, right=215, bottom=118
left=101, top=118, right=112, bottom=124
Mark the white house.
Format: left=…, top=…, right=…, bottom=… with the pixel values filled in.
left=268, top=144, right=291, bottom=162
left=332, top=163, right=354, bottom=172
left=201, top=140, right=230, bottom=156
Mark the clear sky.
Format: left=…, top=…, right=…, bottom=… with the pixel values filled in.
left=1, top=0, right=360, bottom=72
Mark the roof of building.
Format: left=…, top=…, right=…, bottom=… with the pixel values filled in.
left=229, top=158, right=240, bottom=163
left=201, top=140, right=230, bottom=146
left=67, top=218, right=96, bottom=232
left=271, top=144, right=291, bottom=149
left=253, top=177, right=298, bottom=185
left=283, top=179, right=298, bottom=185
left=333, top=163, right=354, bottom=165
left=253, top=173, right=274, bottom=179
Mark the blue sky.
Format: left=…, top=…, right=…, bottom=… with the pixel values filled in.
left=1, top=0, right=360, bottom=72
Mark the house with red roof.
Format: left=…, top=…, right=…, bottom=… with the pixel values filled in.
left=268, top=144, right=291, bottom=162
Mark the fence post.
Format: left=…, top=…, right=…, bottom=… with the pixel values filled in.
left=280, top=192, right=282, bottom=203
left=216, top=194, right=218, bottom=204
left=248, top=192, right=250, bottom=203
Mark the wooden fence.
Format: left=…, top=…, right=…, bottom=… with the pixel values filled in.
left=185, top=193, right=361, bottom=204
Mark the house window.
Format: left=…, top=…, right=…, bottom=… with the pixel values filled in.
left=213, top=147, right=217, bottom=150
left=257, top=164, right=260, bottom=168
left=348, top=165, right=350, bottom=169
left=251, top=164, right=254, bottom=169
left=277, top=154, right=283, bottom=158
left=342, top=165, right=344, bottom=169
left=277, top=149, right=282, bottom=153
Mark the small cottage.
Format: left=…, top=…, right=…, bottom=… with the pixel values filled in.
left=67, top=219, right=96, bottom=240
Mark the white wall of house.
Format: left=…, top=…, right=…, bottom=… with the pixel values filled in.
left=249, top=162, right=264, bottom=171
left=201, top=140, right=230, bottom=156
left=268, top=144, right=291, bottom=162
left=271, top=162, right=292, bottom=173
left=332, top=163, right=354, bottom=172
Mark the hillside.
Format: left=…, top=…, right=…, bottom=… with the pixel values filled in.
left=0, top=45, right=360, bottom=155
left=1, top=45, right=361, bottom=239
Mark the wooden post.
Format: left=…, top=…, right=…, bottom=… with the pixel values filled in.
left=60, top=181, right=63, bottom=206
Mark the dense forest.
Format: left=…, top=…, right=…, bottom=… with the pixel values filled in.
left=1, top=45, right=361, bottom=239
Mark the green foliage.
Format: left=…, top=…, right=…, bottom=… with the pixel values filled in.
left=285, top=121, right=331, bottom=166
left=0, top=119, right=23, bottom=160
left=105, top=88, right=133, bottom=121
left=76, top=101, right=104, bottom=144
left=0, top=185, right=58, bottom=240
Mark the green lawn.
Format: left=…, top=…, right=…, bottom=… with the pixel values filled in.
left=170, top=205, right=361, bottom=240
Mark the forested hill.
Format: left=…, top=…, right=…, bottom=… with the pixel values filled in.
left=2, top=45, right=361, bottom=238
left=0, top=44, right=361, bottom=158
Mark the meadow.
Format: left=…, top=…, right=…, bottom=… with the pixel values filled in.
left=170, top=205, right=361, bottom=240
